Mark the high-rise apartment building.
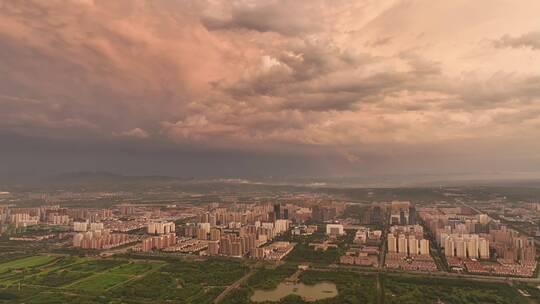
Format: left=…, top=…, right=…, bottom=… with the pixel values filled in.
left=147, top=221, right=175, bottom=235
left=387, top=234, right=397, bottom=252
left=419, top=239, right=430, bottom=255
left=210, top=228, right=221, bottom=241
left=398, top=234, right=408, bottom=254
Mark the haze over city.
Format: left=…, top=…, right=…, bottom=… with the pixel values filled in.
left=1, top=0, right=540, bottom=182
left=4, top=2, right=540, bottom=304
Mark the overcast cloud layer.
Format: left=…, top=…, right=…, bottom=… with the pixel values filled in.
left=1, top=0, right=540, bottom=180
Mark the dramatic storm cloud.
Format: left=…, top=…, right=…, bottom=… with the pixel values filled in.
left=1, top=0, right=540, bottom=180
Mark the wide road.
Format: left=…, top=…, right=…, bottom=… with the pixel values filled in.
left=214, top=268, right=256, bottom=304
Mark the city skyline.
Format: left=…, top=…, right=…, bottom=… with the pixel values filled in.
left=1, top=0, right=540, bottom=181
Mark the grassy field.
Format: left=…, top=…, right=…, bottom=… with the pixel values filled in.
left=108, top=261, right=163, bottom=275
left=0, top=255, right=246, bottom=304
left=71, top=273, right=130, bottom=291
left=23, top=270, right=92, bottom=287
left=221, top=267, right=531, bottom=304
left=222, top=267, right=378, bottom=304
left=62, top=259, right=128, bottom=273
left=111, top=258, right=248, bottom=303
left=0, top=255, right=531, bottom=304
left=0, top=256, right=57, bottom=274
left=382, top=274, right=528, bottom=304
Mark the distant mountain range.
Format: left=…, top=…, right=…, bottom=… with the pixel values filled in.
left=44, top=171, right=540, bottom=188
left=48, top=171, right=193, bottom=184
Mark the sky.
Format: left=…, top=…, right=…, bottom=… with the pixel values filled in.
left=1, top=0, right=540, bottom=181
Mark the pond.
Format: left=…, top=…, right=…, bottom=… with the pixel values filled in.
left=251, top=281, right=338, bottom=302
